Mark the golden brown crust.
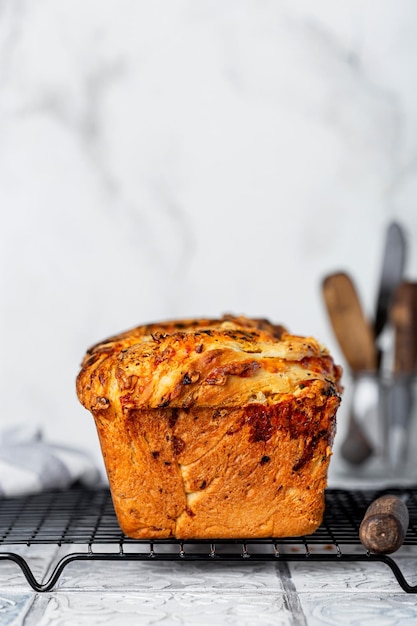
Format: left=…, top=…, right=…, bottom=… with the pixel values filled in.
left=76, top=314, right=342, bottom=539
left=77, top=315, right=341, bottom=412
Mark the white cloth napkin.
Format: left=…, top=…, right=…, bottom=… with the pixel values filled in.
left=0, top=425, right=100, bottom=497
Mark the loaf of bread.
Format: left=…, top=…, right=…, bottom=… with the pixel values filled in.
left=76, top=315, right=342, bottom=539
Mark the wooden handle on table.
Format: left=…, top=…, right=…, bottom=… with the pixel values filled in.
left=359, top=494, right=409, bottom=554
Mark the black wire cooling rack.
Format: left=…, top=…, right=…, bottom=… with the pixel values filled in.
left=1, top=485, right=417, bottom=592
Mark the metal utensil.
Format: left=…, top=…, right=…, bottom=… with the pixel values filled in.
left=322, top=272, right=377, bottom=464
left=374, top=222, right=407, bottom=344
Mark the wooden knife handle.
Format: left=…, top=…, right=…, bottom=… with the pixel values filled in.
left=322, top=272, right=376, bottom=372
left=359, top=494, right=409, bottom=554
left=390, top=282, right=417, bottom=374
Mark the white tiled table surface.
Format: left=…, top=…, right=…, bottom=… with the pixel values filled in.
left=1, top=542, right=417, bottom=625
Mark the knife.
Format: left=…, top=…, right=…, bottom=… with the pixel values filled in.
left=322, top=272, right=377, bottom=464
left=374, top=222, right=407, bottom=347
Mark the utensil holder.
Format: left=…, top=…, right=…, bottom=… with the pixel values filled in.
left=335, top=371, right=417, bottom=485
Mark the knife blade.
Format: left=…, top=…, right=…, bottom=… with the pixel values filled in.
left=374, top=222, right=407, bottom=343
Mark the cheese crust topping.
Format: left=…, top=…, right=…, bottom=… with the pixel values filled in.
left=77, top=315, right=342, bottom=414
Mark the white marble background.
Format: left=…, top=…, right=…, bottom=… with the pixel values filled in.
left=1, top=0, right=417, bottom=476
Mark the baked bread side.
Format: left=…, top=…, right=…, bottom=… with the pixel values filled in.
left=77, top=315, right=342, bottom=539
